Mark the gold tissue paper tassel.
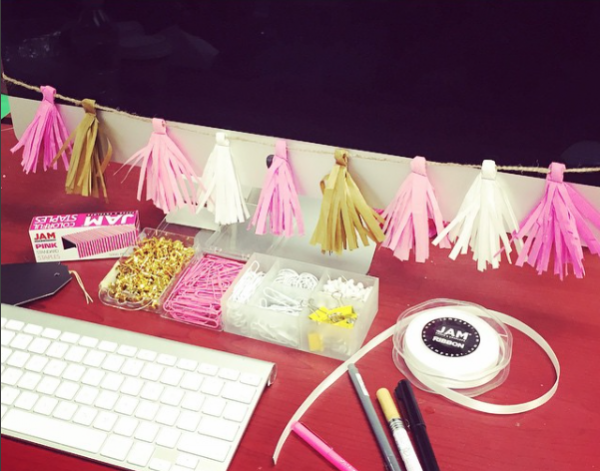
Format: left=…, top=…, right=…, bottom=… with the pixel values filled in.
left=310, top=149, right=385, bottom=254
left=54, top=99, right=112, bottom=200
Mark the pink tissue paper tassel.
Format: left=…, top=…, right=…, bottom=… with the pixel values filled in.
left=11, top=86, right=71, bottom=174
left=382, top=156, right=450, bottom=262
left=250, top=139, right=304, bottom=237
left=119, top=118, right=199, bottom=214
left=514, top=162, right=600, bottom=279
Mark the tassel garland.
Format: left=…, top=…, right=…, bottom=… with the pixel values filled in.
left=11, top=86, right=71, bottom=173
left=54, top=99, right=112, bottom=200
left=433, top=160, right=521, bottom=271
left=197, top=132, right=249, bottom=225
left=118, top=118, right=198, bottom=214
left=382, top=156, right=450, bottom=262
left=514, top=162, right=600, bottom=279
left=310, top=149, right=385, bottom=255
left=250, top=139, right=304, bottom=237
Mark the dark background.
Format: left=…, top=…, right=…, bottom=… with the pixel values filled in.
left=2, top=0, right=599, bottom=185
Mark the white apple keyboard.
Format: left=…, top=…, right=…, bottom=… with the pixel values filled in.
left=0, top=304, right=276, bottom=471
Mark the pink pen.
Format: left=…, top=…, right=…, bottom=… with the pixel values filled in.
left=292, top=421, right=360, bottom=471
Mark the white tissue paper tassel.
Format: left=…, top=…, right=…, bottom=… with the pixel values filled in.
left=197, top=132, right=250, bottom=225
left=433, top=160, right=522, bottom=271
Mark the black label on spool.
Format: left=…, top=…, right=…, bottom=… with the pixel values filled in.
left=422, top=317, right=480, bottom=357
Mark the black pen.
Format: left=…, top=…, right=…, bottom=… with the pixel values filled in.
left=395, top=380, right=440, bottom=471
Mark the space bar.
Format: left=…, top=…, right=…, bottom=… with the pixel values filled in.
left=2, top=409, right=107, bottom=454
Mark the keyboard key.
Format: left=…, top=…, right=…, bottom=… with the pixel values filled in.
left=135, top=401, right=159, bottom=421
left=73, top=406, right=98, bottom=426
left=161, top=367, right=184, bottom=386
left=128, top=442, right=154, bottom=467
left=33, top=396, right=58, bottom=415
left=93, top=411, right=118, bottom=432
left=141, top=363, right=164, bottom=381
left=1, top=346, right=12, bottom=363
left=27, top=337, right=51, bottom=354
left=15, top=391, right=39, bottom=410
left=100, top=435, right=133, bottom=461
left=121, top=377, right=144, bottom=396
left=223, top=402, right=248, bottom=422
left=98, top=341, right=118, bottom=353
left=202, top=397, right=226, bottom=417
left=46, top=342, right=69, bottom=359
left=137, top=349, right=157, bottom=362
left=115, top=396, right=140, bottom=416
left=156, top=427, right=181, bottom=449
left=1, top=329, right=16, bottom=346
left=149, top=458, right=171, bottom=471
left=177, top=432, right=230, bottom=462
left=219, top=368, right=240, bottom=381
left=79, top=336, right=99, bottom=348
left=55, top=381, right=80, bottom=400
left=36, top=376, right=60, bottom=395
left=135, top=422, right=159, bottom=443
left=0, top=318, right=5, bottom=327
left=18, top=372, right=41, bottom=390
left=7, top=350, right=30, bottom=368
left=23, top=324, right=43, bottom=336
left=222, top=382, right=256, bottom=404
left=181, top=373, right=203, bottom=391
left=114, top=416, right=139, bottom=437
left=176, top=453, right=199, bottom=469
left=181, top=392, right=204, bottom=412
left=161, top=387, right=184, bottom=406
left=1, top=386, right=20, bottom=405
left=102, top=354, right=125, bottom=372
left=240, top=373, right=260, bottom=386
left=1, top=367, right=23, bottom=385
left=60, top=332, right=80, bottom=344
left=10, top=333, right=34, bottom=350
left=176, top=411, right=201, bottom=432
left=156, top=405, right=180, bottom=426
left=198, top=363, right=219, bottom=376
left=6, top=320, right=25, bottom=331
left=83, top=350, right=106, bottom=368
left=117, top=345, right=137, bottom=357
left=75, top=386, right=99, bottom=405
left=177, top=358, right=198, bottom=371
left=201, top=377, right=224, bottom=396
left=101, top=372, right=124, bottom=391
left=24, top=355, right=49, bottom=373
left=53, top=401, right=78, bottom=420
left=62, top=364, right=86, bottom=382
left=4, top=409, right=106, bottom=453
left=157, top=354, right=177, bottom=366
left=41, top=328, right=61, bottom=340
left=43, top=359, right=67, bottom=377
left=141, top=382, right=164, bottom=401
left=95, top=390, right=119, bottom=410
left=64, top=346, right=87, bottom=363
left=198, top=416, right=239, bottom=441
left=82, top=368, right=105, bottom=387
left=121, top=359, right=144, bottom=377
left=1, top=405, right=6, bottom=418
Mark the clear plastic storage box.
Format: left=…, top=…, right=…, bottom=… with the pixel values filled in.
left=221, top=253, right=379, bottom=360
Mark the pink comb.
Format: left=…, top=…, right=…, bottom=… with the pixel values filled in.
left=382, top=156, right=449, bottom=262
left=11, top=86, right=71, bottom=174
left=250, top=139, right=304, bottom=237
left=119, top=118, right=199, bottom=214
left=515, top=162, right=600, bottom=279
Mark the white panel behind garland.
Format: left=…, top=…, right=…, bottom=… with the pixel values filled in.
left=9, top=97, right=600, bottom=273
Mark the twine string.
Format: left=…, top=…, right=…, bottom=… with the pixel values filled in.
left=4, top=73, right=599, bottom=175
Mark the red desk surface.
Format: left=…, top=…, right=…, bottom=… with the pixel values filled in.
left=1, top=124, right=599, bottom=471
